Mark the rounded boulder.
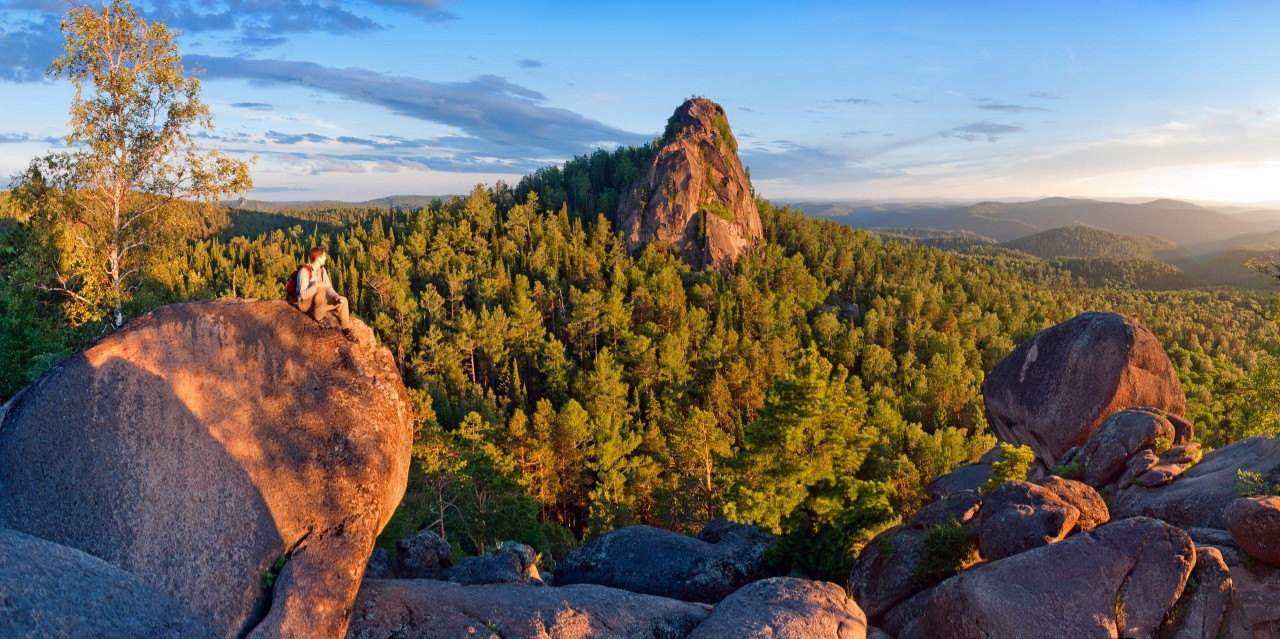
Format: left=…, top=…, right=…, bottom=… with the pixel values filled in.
left=686, top=577, right=868, bottom=639
left=1226, top=496, right=1280, bottom=567
left=0, top=527, right=218, bottom=639
left=982, top=312, right=1185, bottom=470
left=977, top=480, right=1079, bottom=560
left=0, top=299, right=413, bottom=639
left=554, top=523, right=774, bottom=603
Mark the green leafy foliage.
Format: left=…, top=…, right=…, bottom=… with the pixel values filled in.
left=914, top=520, right=979, bottom=586
left=10, top=0, right=250, bottom=328
left=262, top=554, right=288, bottom=590
left=710, top=111, right=738, bottom=153
left=1151, top=436, right=1172, bottom=454
left=981, top=443, right=1034, bottom=493
left=704, top=200, right=736, bottom=222
left=1236, top=469, right=1280, bottom=497
left=1052, top=459, right=1081, bottom=480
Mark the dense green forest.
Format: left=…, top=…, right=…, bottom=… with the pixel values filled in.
left=4, top=145, right=1280, bottom=581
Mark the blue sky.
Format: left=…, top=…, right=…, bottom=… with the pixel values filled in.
left=2, top=0, right=1280, bottom=203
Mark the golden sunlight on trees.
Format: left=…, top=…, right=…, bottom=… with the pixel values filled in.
left=12, top=0, right=251, bottom=328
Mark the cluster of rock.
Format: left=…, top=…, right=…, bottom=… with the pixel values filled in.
left=0, top=298, right=869, bottom=639
left=350, top=521, right=870, bottom=638
left=861, top=311, right=1280, bottom=638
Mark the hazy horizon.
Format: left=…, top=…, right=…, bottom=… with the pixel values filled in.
left=4, top=1, right=1280, bottom=204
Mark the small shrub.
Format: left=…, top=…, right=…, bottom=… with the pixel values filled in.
left=980, top=443, right=1035, bottom=493
left=1236, top=469, right=1280, bottom=497
left=704, top=200, right=735, bottom=222
left=1052, top=459, right=1080, bottom=481
left=710, top=112, right=737, bottom=153
left=914, top=520, right=979, bottom=586
left=878, top=535, right=895, bottom=557
left=1151, top=436, right=1172, bottom=455
left=663, top=113, right=681, bottom=140
left=262, top=554, right=288, bottom=590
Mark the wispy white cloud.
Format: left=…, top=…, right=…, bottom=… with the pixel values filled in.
left=834, top=97, right=880, bottom=106
left=976, top=98, right=1053, bottom=113
left=0, top=0, right=456, bottom=69
left=189, top=56, right=644, bottom=158
left=940, top=121, right=1024, bottom=142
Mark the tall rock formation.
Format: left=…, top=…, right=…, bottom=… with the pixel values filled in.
left=0, top=299, right=413, bottom=639
left=616, top=97, right=763, bottom=270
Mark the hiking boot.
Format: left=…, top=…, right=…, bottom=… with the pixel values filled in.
left=343, top=328, right=360, bottom=344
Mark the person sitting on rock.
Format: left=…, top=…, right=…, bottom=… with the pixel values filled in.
left=294, top=246, right=355, bottom=341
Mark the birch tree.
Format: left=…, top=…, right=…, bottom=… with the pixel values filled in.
left=12, top=0, right=251, bottom=327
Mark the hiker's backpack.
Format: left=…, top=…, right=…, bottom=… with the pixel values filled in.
left=284, top=264, right=311, bottom=304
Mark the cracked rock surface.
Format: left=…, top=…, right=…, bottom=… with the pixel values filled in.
left=921, top=517, right=1194, bottom=639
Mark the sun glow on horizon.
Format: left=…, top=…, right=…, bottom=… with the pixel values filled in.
left=1065, top=161, right=1280, bottom=205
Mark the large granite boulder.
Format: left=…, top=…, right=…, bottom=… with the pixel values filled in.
left=982, top=312, right=1185, bottom=470
left=396, top=529, right=453, bottom=579
left=0, top=299, right=413, bottom=639
left=0, top=527, right=218, bottom=639
left=447, top=541, right=543, bottom=586
left=615, top=97, right=763, bottom=270
left=346, top=579, right=708, bottom=639
left=1112, top=436, right=1280, bottom=529
left=1226, top=496, right=1280, bottom=567
left=686, top=577, right=867, bottom=639
left=554, top=523, right=774, bottom=603
left=921, top=517, right=1195, bottom=639
left=364, top=548, right=394, bottom=580
left=976, top=480, right=1079, bottom=560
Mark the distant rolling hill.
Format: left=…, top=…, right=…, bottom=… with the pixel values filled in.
left=1002, top=225, right=1179, bottom=261
left=803, top=197, right=1280, bottom=247
left=226, top=194, right=449, bottom=213
left=804, top=197, right=1280, bottom=289
left=1172, top=230, right=1280, bottom=289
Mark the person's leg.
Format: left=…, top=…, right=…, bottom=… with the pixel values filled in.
left=297, top=294, right=315, bottom=317
left=335, top=297, right=353, bottom=331
left=308, top=294, right=334, bottom=325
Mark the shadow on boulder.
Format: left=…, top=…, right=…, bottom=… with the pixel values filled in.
left=0, top=300, right=413, bottom=639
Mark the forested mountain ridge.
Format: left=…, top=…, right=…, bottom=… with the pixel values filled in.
left=5, top=145, right=1280, bottom=582
left=1002, top=225, right=1178, bottom=261
left=226, top=195, right=449, bottom=213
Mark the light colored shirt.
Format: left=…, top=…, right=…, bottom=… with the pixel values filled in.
left=298, top=264, right=339, bottom=303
